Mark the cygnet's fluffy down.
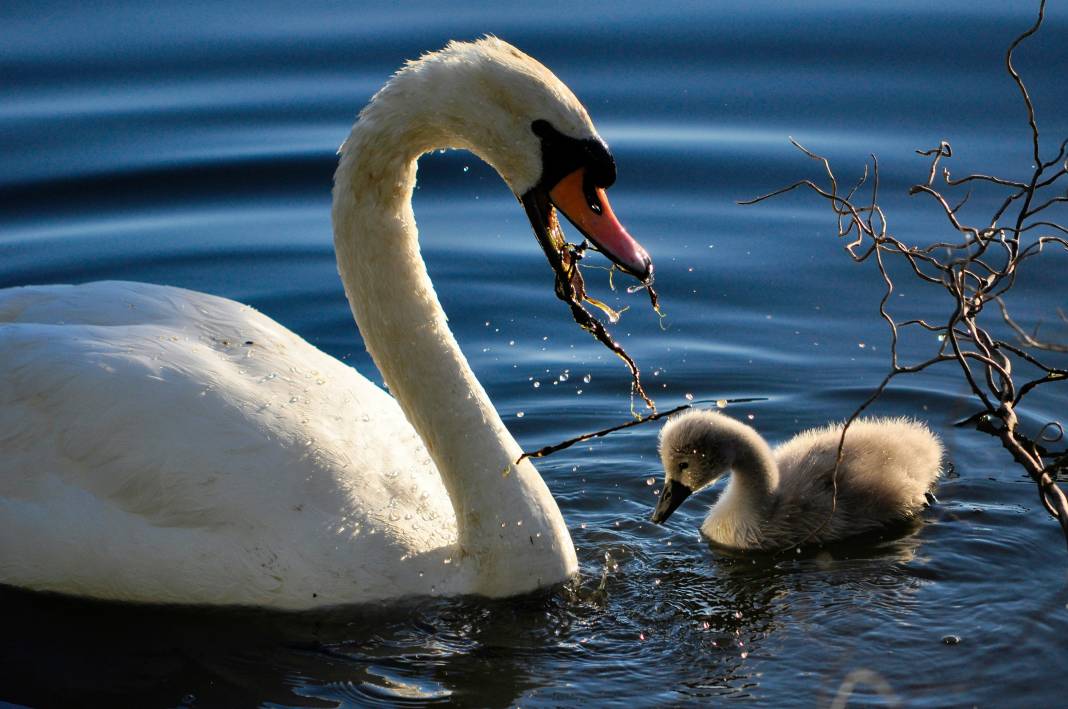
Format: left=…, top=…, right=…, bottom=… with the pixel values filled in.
left=653, top=410, right=943, bottom=551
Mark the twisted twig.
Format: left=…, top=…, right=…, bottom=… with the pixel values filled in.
left=743, top=0, right=1068, bottom=551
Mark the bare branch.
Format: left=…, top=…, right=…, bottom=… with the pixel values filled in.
left=1006, top=0, right=1045, bottom=168
left=999, top=298, right=1068, bottom=353
left=517, top=397, right=768, bottom=463
left=744, top=0, right=1068, bottom=551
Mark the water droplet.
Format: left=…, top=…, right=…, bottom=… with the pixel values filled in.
left=462, top=165, right=469, bottom=172
left=684, top=392, right=694, bottom=401
left=639, top=632, right=646, bottom=641
left=443, top=557, right=452, bottom=565
left=646, top=477, right=655, bottom=486
left=654, top=578, right=661, bottom=586
left=516, top=520, right=523, bottom=526
left=533, top=381, right=541, bottom=388
left=937, top=333, right=947, bottom=341
left=290, top=396, right=299, bottom=404
left=747, top=413, right=755, bottom=420
left=942, top=635, right=961, bottom=645
left=516, top=411, right=525, bottom=418
left=716, top=399, right=727, bottom=408
left=582, top=374, right=591, bottom=383
left=508, top=340, right=515, bottom=346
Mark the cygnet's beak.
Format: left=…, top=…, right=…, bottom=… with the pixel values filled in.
left=651, top=478, right=692, bottom=524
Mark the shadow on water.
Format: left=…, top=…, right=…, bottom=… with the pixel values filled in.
left=0, top=543, right=815, bottom=708
left=0, top=584, right=557, bottom=707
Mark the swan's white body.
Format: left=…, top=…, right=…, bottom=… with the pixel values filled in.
left=656, top=411, right=943, bottom=550
left=1, top=282, right=465, bottom=605
left=0, top=38, right=633, bottom=608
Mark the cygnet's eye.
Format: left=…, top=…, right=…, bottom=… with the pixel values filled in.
left=678, top=461, right=689, bottom=471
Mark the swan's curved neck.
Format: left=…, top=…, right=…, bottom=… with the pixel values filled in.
left=331, top=78, right=576, bottom=594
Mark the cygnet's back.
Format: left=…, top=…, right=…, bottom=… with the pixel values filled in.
left=760, top=417, right=943, bottom=549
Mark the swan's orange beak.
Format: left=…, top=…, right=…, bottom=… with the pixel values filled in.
left=549, top=168, right=652, bottom=281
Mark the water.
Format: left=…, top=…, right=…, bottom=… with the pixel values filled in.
left=3, top=1, right=1068, bottom=705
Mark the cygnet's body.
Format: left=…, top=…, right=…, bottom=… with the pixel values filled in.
left=652, top=410, right=943, bottom=550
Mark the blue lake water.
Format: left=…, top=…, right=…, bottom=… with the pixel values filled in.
left=3, top=1, right=1068, bottom=705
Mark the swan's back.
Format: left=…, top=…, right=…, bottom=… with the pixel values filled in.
left=766, top=417, right=943, bottom=545
left=0, top=281, right=460, bottom=606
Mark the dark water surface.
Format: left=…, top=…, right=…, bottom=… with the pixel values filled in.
left=3, top=1, right=1068, bottom=706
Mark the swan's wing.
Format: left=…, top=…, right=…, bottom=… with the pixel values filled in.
left=0, top=282, right=457, bottom=604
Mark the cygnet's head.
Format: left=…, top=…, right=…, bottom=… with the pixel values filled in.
left=652, top=410, right=744, bottom=524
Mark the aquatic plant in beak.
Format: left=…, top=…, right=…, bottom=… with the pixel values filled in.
left=520, top=118, right=660, bottom=412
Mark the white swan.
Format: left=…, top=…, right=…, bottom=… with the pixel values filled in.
left=0, top=38, right=654, bottom=609
left=651, top=410, right=943, bottom=550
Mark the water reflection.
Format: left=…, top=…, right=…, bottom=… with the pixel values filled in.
left=5, top=0, right=1068, bottom=705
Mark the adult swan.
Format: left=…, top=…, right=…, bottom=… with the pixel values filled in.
left=0, top=38, right=654, bottom=609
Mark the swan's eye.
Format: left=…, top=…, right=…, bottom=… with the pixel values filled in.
left=531, top=119, right=552, bottom=137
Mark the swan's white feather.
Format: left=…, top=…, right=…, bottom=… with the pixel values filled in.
left=1, top=281, right=464, bottom=607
